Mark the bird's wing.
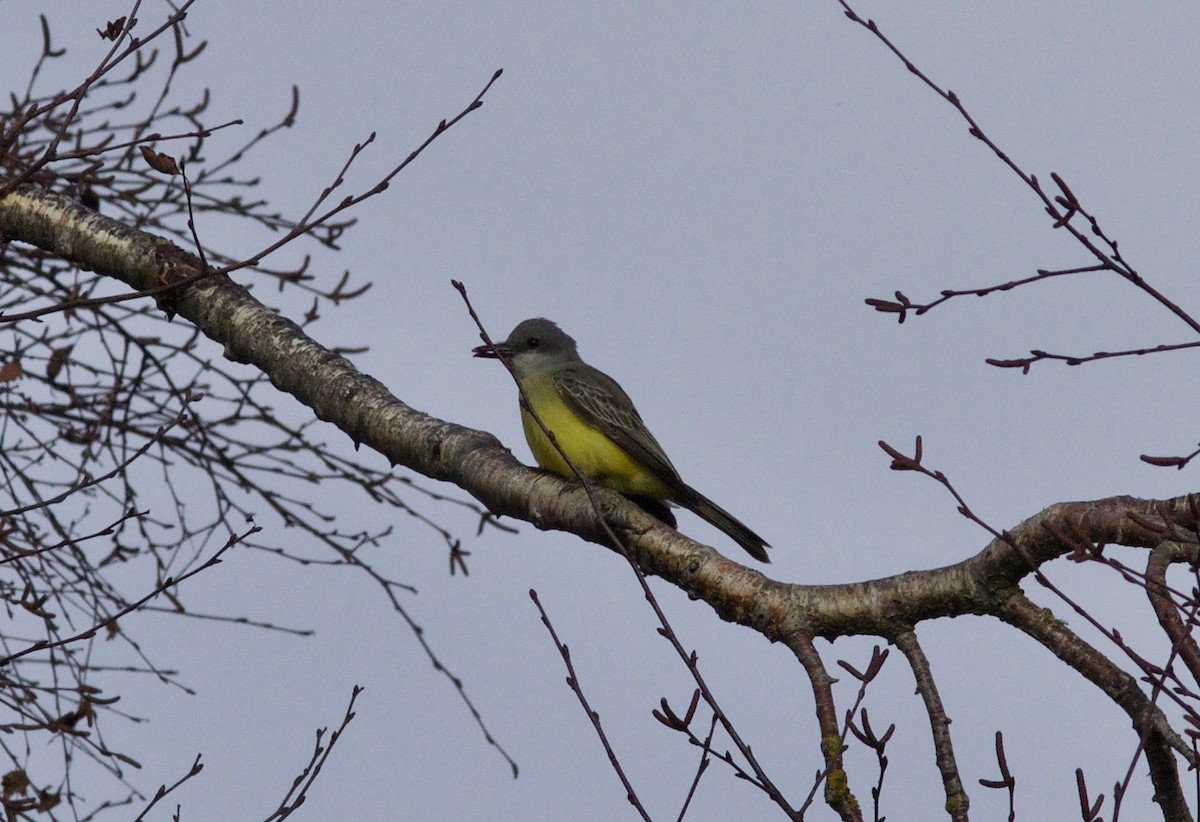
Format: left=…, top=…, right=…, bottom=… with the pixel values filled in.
left=553, top=364, right=684, bottom=485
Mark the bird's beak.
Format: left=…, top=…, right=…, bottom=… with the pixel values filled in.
left=472, top=341, right=511, bottom=359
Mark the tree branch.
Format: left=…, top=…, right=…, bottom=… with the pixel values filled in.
left=892, top=631, right=968, bottom=820
left=788, top=633, right=859, bottom=821
left=997, top=590, right=1191, bottom=821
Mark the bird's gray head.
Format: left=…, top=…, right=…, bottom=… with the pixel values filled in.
left=472, top=318, right=581, bottom=374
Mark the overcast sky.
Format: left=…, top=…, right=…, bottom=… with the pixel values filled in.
left=6, top=2, right=1200, bottom=819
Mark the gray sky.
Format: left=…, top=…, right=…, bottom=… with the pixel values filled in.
left=6, top=2, right=1200, bottom=819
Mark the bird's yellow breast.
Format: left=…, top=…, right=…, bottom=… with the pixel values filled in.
left=519, top=372, right=671, bottom=499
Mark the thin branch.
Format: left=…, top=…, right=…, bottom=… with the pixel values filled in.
left=530, top=591, right=651, bottom=822
left=837, top=647, right=892, bottom=822
left=0, top=415, right=187, bottom=518
left=132, top=754, right=203, bottom=822
left=977, top=732, right=1016, bottom=822
left=0, top=524, right=258, bottom=667
left=843, top=0, right=1200, bottom=365
left=222, top=69, right=504, bottom=277
left=674, top=711, right=718, bottom=822
left=986, top=340, right=1200, bottom=374
left=262, top=685, right=362, bottom=822
left=1144, top=542, right=1200, bottom=688
left=866, top=265, right=1105, bottom=322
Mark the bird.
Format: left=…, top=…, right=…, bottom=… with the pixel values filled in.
left=473, top=318, right=770, bottom=562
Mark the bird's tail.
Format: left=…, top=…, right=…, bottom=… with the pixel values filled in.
left=675, top=485, right=770, bottom=563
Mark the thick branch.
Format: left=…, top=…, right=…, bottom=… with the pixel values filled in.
left=997, top=591, right=1191, bottom=822
left=788, top=633, right=860, bottom=821
left=1145, top=542, right=1200, bottom=686
left=6, top=186, right=1199, bottom=628
left=893, top=631, right=968, bottom=821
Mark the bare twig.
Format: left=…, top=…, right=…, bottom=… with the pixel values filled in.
left=674, top=711, right=718, bottom=822
left=838, top=647, right=892, bottom=822
left=262, top=685, right=362, bottom=821
left=844, top=0, right=1200, bottom=368
left=530, top=590, right=651, bottom=822
left=223, top=69, right=504, bottom=277
left=132, top=754, right=203, bottom=822
left=0, top=524, right=258, bottom=667
left=978, top=732, right=1016, bottom=822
